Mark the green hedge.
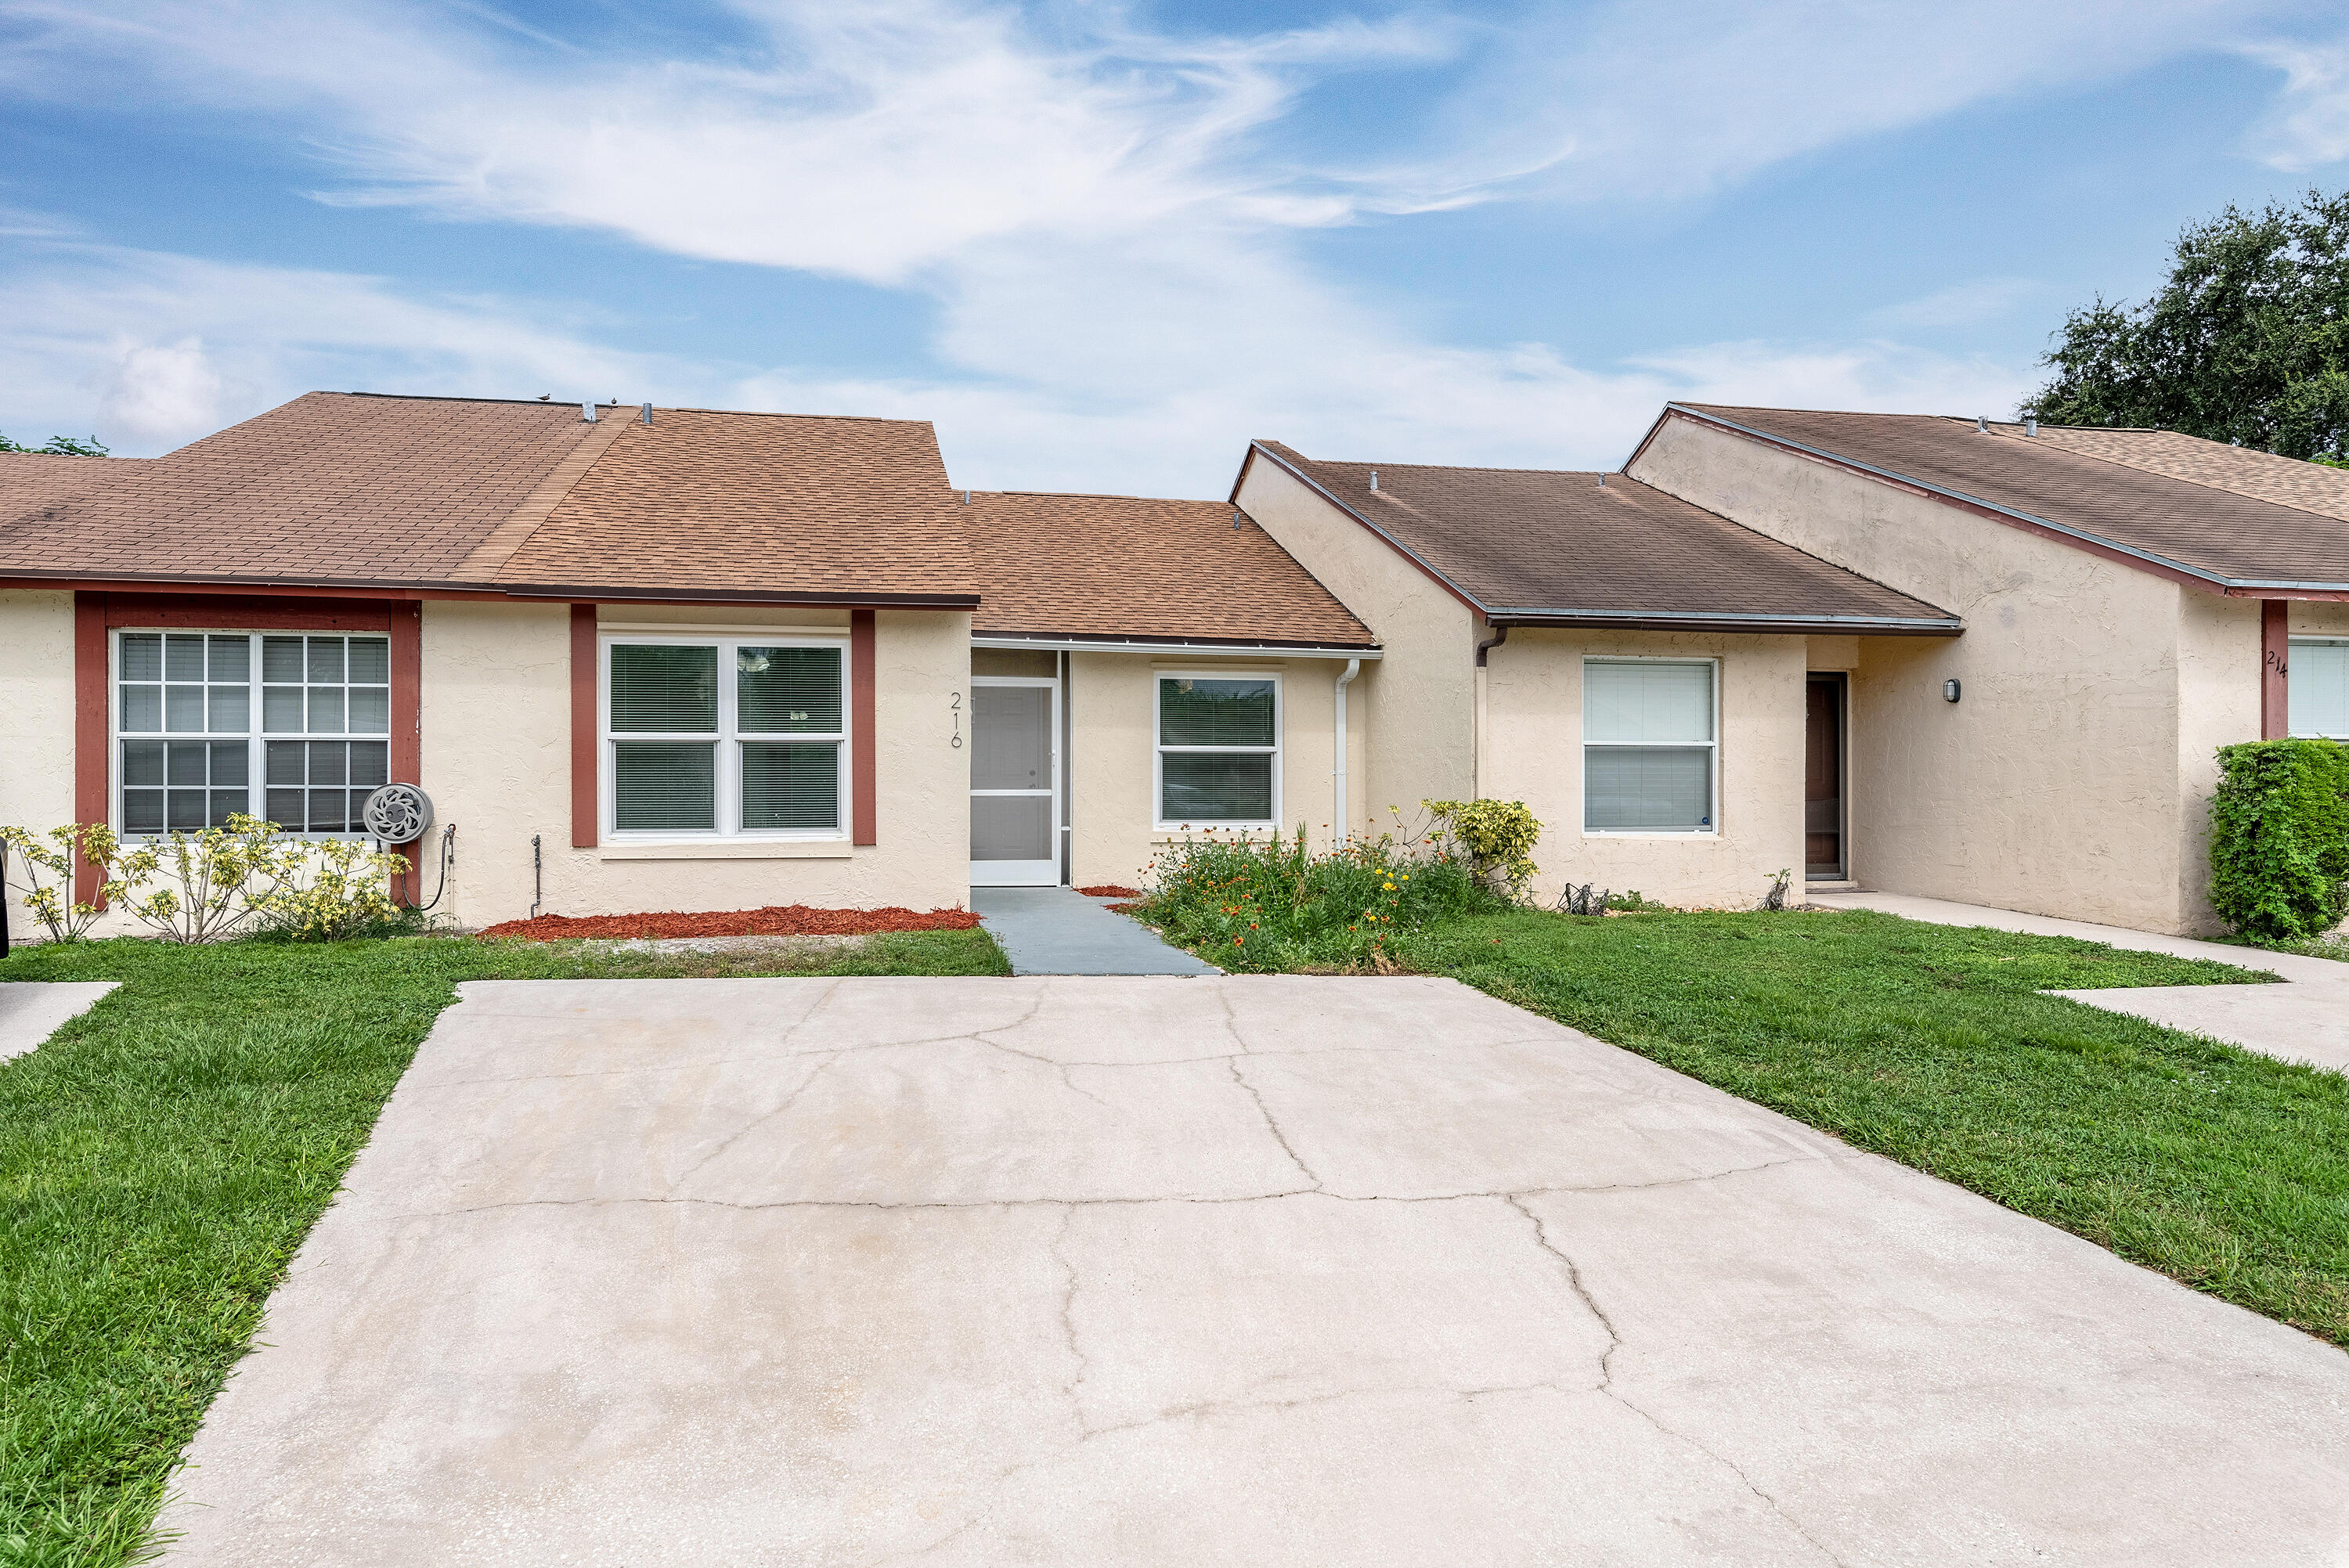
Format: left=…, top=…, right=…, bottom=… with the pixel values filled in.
left=2209, top=737, right=2349, bottom=939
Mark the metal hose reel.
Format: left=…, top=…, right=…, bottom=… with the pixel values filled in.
left=361, top=783, right=435, bottom=845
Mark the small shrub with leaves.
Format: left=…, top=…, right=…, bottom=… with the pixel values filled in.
left=1422, top=798, right=1541, bottom=899
left=0, top=822, right=132, bottom=941
left=251, top=837, right=413, bottom=942
left=116, top=814, right=287, bottom=943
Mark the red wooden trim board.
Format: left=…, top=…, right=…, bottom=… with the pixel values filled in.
left=2262, top=600, right=2290, bottom=740
left=570, top=604, right=600, bottom=849
left=851, top=608, right=877, bottom=845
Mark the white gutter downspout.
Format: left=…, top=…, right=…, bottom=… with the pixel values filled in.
left=1333, top=658, right=1360, bottom=845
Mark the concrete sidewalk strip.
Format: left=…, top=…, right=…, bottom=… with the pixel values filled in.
left=1815, top=890, right=2349, bottom=1075
left=157, top=975, right=2349, bottom=1566
left=972, top=885, right=1217, bottom=975
left=2049, top=982, right=2349, bottom=1075
left=0, top=980, right=118, bottom=1062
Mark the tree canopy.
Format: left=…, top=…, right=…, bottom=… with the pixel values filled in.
left=2028, top=190, right=2349, bottom=462
left=0, top=432, right=109, bottom=456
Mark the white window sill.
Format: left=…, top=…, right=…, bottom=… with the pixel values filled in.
left=600, top=840, right=853, bottom=861
left=1582, top=831, right=1720, bottom=839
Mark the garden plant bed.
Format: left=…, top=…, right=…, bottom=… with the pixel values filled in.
left=478, top=903, right=983, bottom=941
left=1073, top=885, right=1143, bottom=898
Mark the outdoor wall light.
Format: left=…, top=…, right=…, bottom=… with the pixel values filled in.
left=1943, top=679, right=1962, bottom=703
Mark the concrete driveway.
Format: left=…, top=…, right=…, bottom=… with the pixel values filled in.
left=161, top=977, right=2349, bottom=1566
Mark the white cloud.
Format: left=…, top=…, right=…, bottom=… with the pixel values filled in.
left=1866, top=278, right=2043, bottom=331
left=0, top=243, right=695, bottom=452
left=2242, top=35, right=2349, bottom=168
left=0, top=1, right=2084, bottom=481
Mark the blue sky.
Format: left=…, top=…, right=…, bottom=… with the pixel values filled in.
left=2, top=0, right=2347, bottom=495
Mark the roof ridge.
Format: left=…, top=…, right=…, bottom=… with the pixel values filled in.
left=331, top=390, right=933, bottom=427
left=449, top=419, right=631, bottom=583
left=972, top=488, right=1226, bottom=503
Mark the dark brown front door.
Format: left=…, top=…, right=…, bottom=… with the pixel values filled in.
left=1805, top=675, right=1844, bottom=879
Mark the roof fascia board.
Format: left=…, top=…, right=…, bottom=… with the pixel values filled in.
left=1242, top=442, right=1487, bottom=616
left=1655, top=405, right=2349, bottom=597
left=1487, top=608, right=1961, bottom=635
left=973, top=633, right=1382, bottom=658
left=0, top=572, right=979, bottom=609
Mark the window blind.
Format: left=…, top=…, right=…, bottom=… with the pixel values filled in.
left=1585, top=660, right=1715, bottom=833
left=1160, top=678, right=1275, bottom=746
left=611, top=645, right=718, bottom=733
left=1162, top=753, right=1273, bottom=821
left=614, top=741, right=717, bottom=830
left=738, top=647, right=843, bottom=733
left=2291, top=642, right=2349, bottom=738
left=742, top=743, right=839, bottom=830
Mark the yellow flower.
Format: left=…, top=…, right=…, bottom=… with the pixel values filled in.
left=1382, top=881, right=1396, bottom=891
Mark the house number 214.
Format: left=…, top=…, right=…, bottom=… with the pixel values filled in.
left=950, top=690, right=962, bottom=748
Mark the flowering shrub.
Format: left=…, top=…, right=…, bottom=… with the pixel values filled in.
left=250, top=836, right=411, bottom=942
left=1130, top=824, right=1503, bottom=973
left=0, top=823, right=132, bottom=941
left=0, top=813, right=413, bottom=944
left=117, top=815, right=287, bottom=943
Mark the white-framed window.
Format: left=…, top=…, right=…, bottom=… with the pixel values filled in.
left=1155, top=671, right=1280, bottom=829
left=601, top=635, right=847, bottom=839
left=2289, top=639, right=2349, bottom=738
left=1584, top=657, right=1717, bottom=834
left=114, top=629, right=391, bottom=838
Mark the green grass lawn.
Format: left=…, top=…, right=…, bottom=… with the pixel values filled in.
left=0, top=928, right=1006, bottom=1568
left=1302, top=906, right=2345, bottom=1348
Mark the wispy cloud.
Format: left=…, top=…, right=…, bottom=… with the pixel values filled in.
left=0, top=0, right=2225, bottom=480
left=2242, top=34, right=2349, bottom=168
left=1866, top=278, right=2044, bottom=331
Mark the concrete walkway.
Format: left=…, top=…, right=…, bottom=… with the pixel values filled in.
left=972, top=885, right=1216, bottom=975
left=0, top=980, right=117, bottom=1062
left=159, top=976, right=2349, bottom=1566
left=1813, top=890, right=2349, bottom=1073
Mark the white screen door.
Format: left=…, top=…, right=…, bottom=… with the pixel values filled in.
left=969, top=676, right=1060, bottom=885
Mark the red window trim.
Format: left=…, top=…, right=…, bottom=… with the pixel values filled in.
left=74, top=591, right=423, bottom=904
left=570, top=604, right=598, bottom=848
left=851, top=608, right=876, bottom=845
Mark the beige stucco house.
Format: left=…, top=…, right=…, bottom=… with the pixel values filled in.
left=0, top=393, right=1374, bottom=935
left=10, top=388, right=2349, bottom=939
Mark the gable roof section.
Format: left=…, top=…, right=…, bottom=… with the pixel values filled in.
left=0, top=392, right=978, bottom=605
left=965, top=491, right=1375, bottom=649
left=1656, top=404, right=2349, bottom=594
left=489, top=406, right=975, bottom=602
left=1241, top=441, right=1958, bottom=634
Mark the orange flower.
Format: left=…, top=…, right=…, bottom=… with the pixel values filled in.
left=1232, top=935, right=1244, bottom=946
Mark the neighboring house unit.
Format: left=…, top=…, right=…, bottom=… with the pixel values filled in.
left=9, top=388, right=2349, bottom=938
left=1624, top=405, right=2349, bottom=935
left=1230, top=442, right=1961, bottom=910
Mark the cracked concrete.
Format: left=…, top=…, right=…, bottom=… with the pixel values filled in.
left=157, top=976, right=2349, bottom=1566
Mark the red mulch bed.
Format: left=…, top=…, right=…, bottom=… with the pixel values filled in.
left=1076, top=885, right=1144, bottom=898
left=479, top=904, right=984, bottom=941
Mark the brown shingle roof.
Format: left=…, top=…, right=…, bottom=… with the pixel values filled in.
left=1248, top=442, right=1958, bottom=633
left=1669, top=404, right=2349, bottom=589
left=491, top=406, right=974, bottom=601
left=0, top=452, right=135, bottom=520
left=965, top=491, right=1374, bottom=647
left=0, top=392, right=976, bottom=604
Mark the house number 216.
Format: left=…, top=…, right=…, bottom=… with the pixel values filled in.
left=950, top=690, right=962, bottom=748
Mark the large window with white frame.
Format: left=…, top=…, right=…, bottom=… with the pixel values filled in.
left=1583, top=657, right=1717, bottom=834
left=114, top=629, right=390, bottom=837
left=1155, top=672, right=1280, bottom=828
left=602, top=636, right=846, bottom=838
left=2289, top=638, right=2349, bottom=738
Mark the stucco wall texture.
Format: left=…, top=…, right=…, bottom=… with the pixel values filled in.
left=1235, top=455, right=1478, bottom=822
left=0, top=591, right=77, bottom=939
left=1486, top=629, right=1806, bottom=910
left=418, top=602, right=972, bottom=930
left=1057, top=651, right=1363, bottom=890
left=1629, top=416, right=2266, bottom=935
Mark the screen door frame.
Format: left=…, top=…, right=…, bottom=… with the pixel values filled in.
left=969, top=674, right=1063, bottom=887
